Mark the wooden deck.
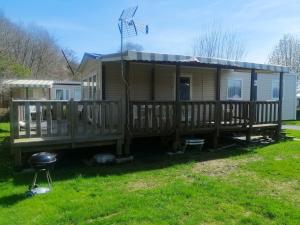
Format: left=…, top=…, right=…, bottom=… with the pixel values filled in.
left=129, top=100, right=279, bottom=137
left=10, top=100, right=123, bottom=165
left=10, top=99, right=280, bottom=166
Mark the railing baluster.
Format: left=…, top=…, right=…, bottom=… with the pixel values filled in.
left=25, top=102, right=31, bottom=138
left=36, top=102, right=41, bottom=137
left=118, top=100, right=122, bottom=133
left=92, top=102, right=97, bottom=134
left=12, top=102, right=19, bottom=139
left=57, top=102, right=62, bottom=136
left=202, top=103, right=206, bottom=127
left=145, top=104, right=149, bottom=131
left=152, top=102, right=157, bottom=132
left=46, top=102, right=52, bottom=136
left=197, top=103, right=201, bottom=128
left=166, top=103, right=170, bottom=130
left=185, top=103, right=189, bottom=128
left=270, top=102, right=272, bottom=123
left=137, top=103, right=141, bottom=131
left=191, top=103, right=195, bottom=129
left=83, top=102, right=88, bottom=134
left=261, top=103, right=265, bottom=124
left=109, top=102, right=113, bottom=134
left=100, top=102, right=105, bottom=134
left=208, top=103, right=212, bottom=127
left=73, top=101, right=78, bottom=136
left=159, top=103, right=163, bottom=131
left=239, top=102, right=242, bottom=124
left=234, top=103, right=237, bottom=125
left=265, top=103, right=268, bottom=123
left=273, top=102, right=277, bottom=122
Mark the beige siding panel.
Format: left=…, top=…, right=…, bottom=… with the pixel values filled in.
left=220, top=70, right=251, bottom=100
left=202, top=69, right=216, bottom=100
left=282, top=74, right=297, bottom=120
left=179, top=67, right=216, bottom=101
left=155, top=65, right=176, bottom=101
left=256, top=73, right=279, bottom=101
left=105, top=62, right=124, bottom=101
left=81, top=60, right=99, bottom=100
left=257, top=73, right=296, bottom=120
left=129, top=63, right=152, bottom=100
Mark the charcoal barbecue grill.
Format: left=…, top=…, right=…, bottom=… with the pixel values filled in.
left=25, top=152, right=56, bottom=197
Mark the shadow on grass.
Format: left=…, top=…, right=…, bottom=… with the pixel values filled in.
left=9, top=141, right=260, bottom=186
left=0, top=193, right=25, bottom=207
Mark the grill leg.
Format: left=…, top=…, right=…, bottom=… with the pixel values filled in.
left=31, top=172, right=38, bottom=189
left=46, top=170, right=52, bottom=188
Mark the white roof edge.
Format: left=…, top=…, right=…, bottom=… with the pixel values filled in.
left=96, top=50, right=289, bottom=73
left=2, top=79, right=81, bottom=88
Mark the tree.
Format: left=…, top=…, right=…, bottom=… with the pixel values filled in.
left=192, top=23, right=246, bottom=60
left=268, top=34, right=300, bottom=73
left=0, top=12, right=78, bottom=80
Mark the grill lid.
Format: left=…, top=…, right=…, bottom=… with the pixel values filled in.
left=29, top=152, right=56, bottom=166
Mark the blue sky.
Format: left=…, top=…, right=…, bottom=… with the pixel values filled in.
left=1, top=0, right=300, bottom=63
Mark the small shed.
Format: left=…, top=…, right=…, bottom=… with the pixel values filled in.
left=3, top=79, right=82, bottom=101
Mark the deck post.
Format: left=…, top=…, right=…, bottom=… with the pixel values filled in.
left=216, top=67, right=221, bottom=101
left=9, top=99, right=15, bottom=154
left=124, top=61, right=131, bottom=155
left=247, top=69, right=257, bottom=142
left=173, top=63, right=181, bottom=151
left=96, top=61, right=102, bottom=100
left=213, top=67, right=221, bottom=148
left=69, top=98, right=75, bottom=144
left=276, top=72, right=284, bottom=140
left=102, top=65, right=106, bottom=100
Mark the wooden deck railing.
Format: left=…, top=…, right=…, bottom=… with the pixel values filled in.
left=129, top=101, right=175, bottom=135
left=179, top=101, right=216, bottom=130
left=10, top=99, right=279, bottom=141
left=220, top=101, right=250, bottom=126
left=10, top=99, right=122, bottom=141
left=130, top=100, right=279, bottom=135
left=253, top=101, right=279, bottom=124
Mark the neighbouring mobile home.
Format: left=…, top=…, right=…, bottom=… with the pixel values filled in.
left=9, top=51, right=296, bottom=165
left=3, top=79, right=82, bottom=101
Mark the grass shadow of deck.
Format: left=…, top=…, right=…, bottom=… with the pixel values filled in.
left=10, top=142, right=260, bottom=186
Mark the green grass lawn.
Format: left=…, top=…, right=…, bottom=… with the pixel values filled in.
left=285, top=129, right=300, bottom=138
left=282, top=120, right=300, bottom=126
left=0, top=122, right=300, bottom=225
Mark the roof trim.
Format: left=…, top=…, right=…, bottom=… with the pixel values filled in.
left=2, top=79, right=81, bottom=88
left=93, top=50, right=289, bottom=73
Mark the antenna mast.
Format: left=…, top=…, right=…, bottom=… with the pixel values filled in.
left=118, top=6, right=149, bottom=140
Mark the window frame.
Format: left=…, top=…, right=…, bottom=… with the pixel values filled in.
left=179, top=74, right=193, bottom=101
left=74, top=87, right=81, bottom=101
left=55, top=89, right=64, bottom=100
left=271, top=79, right=279, bottom=100
left=227, top=78, right=243, bottom=100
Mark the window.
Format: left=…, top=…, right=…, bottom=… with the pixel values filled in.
left=65, top=90, right=70, bottom=100
left=89, top=77, right=92, bottom=100
left=179, top=76, right=191, bottom=101
left=228, top=79, right=242, bottom=99
left=56, top=90, right=64, bottom=100
left=55, top=89, right=70, bottom=100
left=74, top=87, right=81, bottom=101
left=272, top=79, right=279, bottom=100
left=93, top=75, right=97, bottom=100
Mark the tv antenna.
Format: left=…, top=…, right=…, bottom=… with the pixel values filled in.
left=118, top=6, right=149, bottom=55
left=118, top=6, right=149, bottom=82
